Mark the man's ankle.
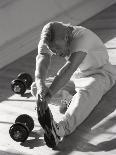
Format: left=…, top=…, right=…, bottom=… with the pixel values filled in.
left=57, top=123, right=65, bottom=137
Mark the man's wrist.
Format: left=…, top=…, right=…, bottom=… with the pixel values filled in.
left=45, top=89, right=52, bottom=99
left=35, top=78, right=45, bottom=86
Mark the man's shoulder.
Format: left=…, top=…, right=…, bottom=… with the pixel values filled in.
left=72, top=26, right=88, bottom=40
left=38, top=40, right=53, bottom=56
left=73, top=25, right=86, bottom=32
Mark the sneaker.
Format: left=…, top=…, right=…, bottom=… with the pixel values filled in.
left=59, top=90, right=72, bottom=114
left=60, top=99, right=71, bottom=114
left=37, top=107, right=63, bottom=148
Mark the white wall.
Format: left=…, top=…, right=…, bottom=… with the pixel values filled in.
left=0, top=0, right=115, bottom=68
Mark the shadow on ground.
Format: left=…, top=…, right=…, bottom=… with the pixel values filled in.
left=20, top=129, right=45, bottom=149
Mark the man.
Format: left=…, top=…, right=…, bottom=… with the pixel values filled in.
left=31, top=21, right=116, bottom=148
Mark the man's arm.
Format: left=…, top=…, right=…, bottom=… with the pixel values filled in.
left=34, top=44, right=52, bottom=114
left=35, top=45, right=51, bottom=87
left=35, top=52, right=50, bottom=82
left=49, top=51, right=87, bottom=96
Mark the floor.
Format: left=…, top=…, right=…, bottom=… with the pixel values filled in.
left=0, top=4, right=116, bottom=155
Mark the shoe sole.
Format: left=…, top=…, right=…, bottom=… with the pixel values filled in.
left=37, top=107, right=60, bottom=148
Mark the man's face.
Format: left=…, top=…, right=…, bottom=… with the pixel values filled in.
left=49, top=38, right=70, bottom=57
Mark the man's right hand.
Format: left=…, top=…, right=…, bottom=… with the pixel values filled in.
left=31, top=82, right=52, bottom=115
left=36, top=82, right=49, bottom=99
left=31, top=81, right=48, bottom=99
left=36, top=94, right=48, bottom=116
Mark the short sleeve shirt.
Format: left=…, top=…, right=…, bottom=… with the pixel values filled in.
left=70, top=26, right=109, bottom=74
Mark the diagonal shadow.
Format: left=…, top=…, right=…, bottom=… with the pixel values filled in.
left=0, top=49, right=65, bottom=103
left=96, top=138, right=116, bottom=151
left=20, top=129, right=45, bottom=149
left=81, top=4, right=116, bottom=44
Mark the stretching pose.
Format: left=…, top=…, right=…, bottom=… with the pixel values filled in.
left=31, top=21, right=116, bottom=148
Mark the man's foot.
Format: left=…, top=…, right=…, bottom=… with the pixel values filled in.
left=59, top=99, right=71, bottom=114
left=37, top=107, right=63, bottom=148
left=59, top=90, right=72, bottom=114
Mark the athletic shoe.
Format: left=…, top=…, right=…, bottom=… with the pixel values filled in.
left=59, top=99, right=71, bottom=114
left=59, top=90, right=72, bottom=114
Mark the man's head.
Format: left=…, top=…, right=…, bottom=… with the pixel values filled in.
left=41, top=21, right=73, bottom=57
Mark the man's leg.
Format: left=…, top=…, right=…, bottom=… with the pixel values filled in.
left=31, top=78, right=75, bottom=98
left=30, top=78, right=74, bottom=148
left=31, top=73, right=115, bottom=147
left=61, top=80, right=76, bottom=95
left=59, top=72, right=115, bottom=135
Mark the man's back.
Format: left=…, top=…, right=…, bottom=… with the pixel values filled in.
left=70, top=26, right=109, bottom=71
left=69, top=26, right=113, bottom=78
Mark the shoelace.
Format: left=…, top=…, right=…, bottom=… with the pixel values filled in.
left=61, top=99, right=71, bottom=108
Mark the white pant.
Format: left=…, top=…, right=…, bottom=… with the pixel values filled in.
left=31, top=69, right=116, bottom=136
left=59, top=70, right=115, bottom=136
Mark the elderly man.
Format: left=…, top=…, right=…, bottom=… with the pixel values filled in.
left=31, top=21, right=116, bottom=148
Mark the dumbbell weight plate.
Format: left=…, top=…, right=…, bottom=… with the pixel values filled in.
left=15, top=114, right=34, bottom=132
left=11, top=79, right=26, bottom=95
left=9, top=123, right=29, bottom=142
left=17, top=73, right=33, bottom=89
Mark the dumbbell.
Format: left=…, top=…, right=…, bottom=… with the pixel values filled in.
left=9, top=114, right=34, bottom=142
left=11, top=73, right=33, bottom=95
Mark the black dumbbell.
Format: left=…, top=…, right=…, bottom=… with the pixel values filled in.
left=9, top=114, right=34, bottom=142
left=11, top=73, right=33, bottom=95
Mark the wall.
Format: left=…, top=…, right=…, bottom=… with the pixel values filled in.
left=0, top=0, right=115, bottom=68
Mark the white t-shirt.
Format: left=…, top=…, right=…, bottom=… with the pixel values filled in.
left=68, top=26, right=114, bottom=78
left=38, top=26, right=116, bottom=79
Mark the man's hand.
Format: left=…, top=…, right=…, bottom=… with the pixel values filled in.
left=36, top=83, right=52, bottom=115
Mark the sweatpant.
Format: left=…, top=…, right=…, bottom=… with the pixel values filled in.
left=59, top=70, right=116, bottom=136
left=31, top=69, right=116, bottom=136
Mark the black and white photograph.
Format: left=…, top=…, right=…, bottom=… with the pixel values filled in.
left=0, top=0, right=116, bottom=154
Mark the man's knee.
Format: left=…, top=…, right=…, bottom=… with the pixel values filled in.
left=63, top=80, right=76, bottom=95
